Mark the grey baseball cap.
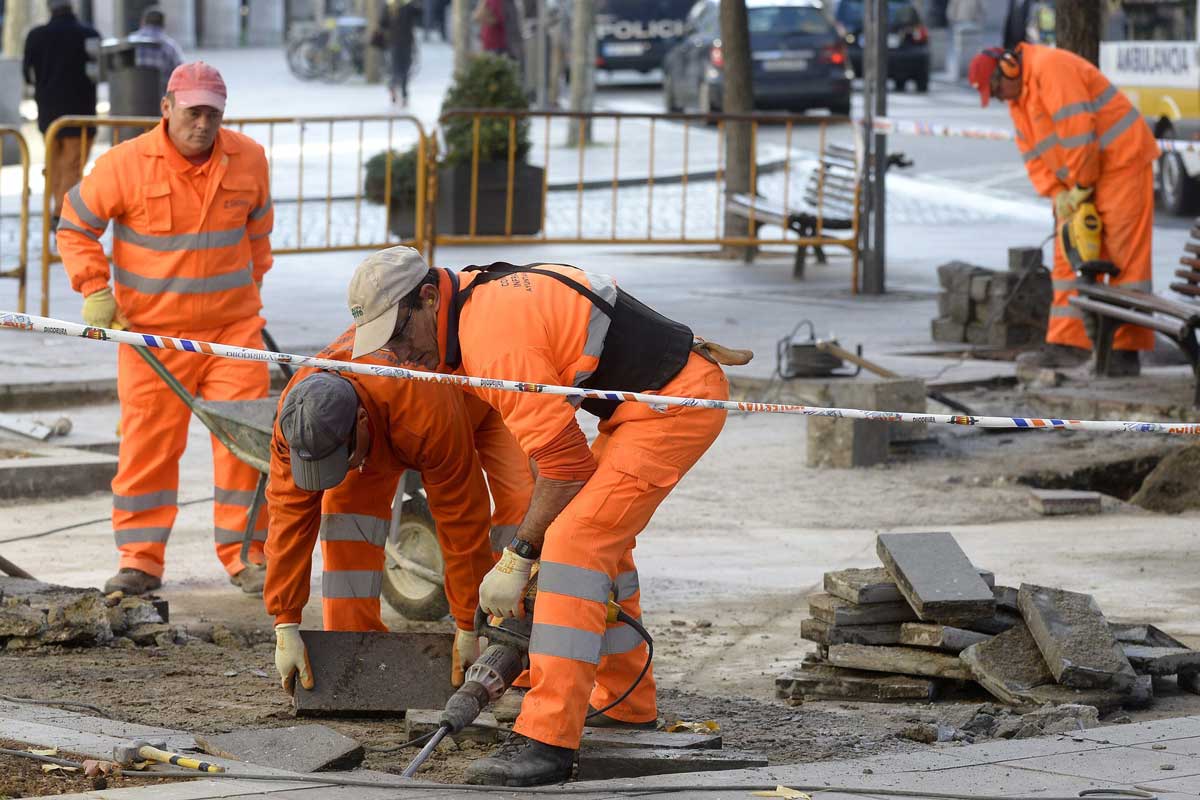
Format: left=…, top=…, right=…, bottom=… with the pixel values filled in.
left=278, top=372, right=359, bottom=491
left=348, top=246, right=430, bottom=359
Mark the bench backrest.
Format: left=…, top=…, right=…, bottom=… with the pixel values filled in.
left=1172, top=219, right=1200, bottom=299
left=804, top=141, right=860, bottom=224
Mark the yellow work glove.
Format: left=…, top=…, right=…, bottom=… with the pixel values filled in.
left=1054, top=185, right=1093, bottom=219
left=81, top=287, right=128, bottom=330
left=478, top=548, right=535, bottom=619
left=452, top=627, right=481, bottom=687
left=274, top=623, right=314, bottom=695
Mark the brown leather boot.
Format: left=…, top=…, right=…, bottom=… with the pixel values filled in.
left=230, top=563, right=266, bottom=595
left=103, top=568, right=162, bottom=596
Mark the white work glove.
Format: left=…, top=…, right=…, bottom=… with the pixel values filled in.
left=1054, top=185, right=1093, bottom=219
left=452, top=627, right=480, bottom=688
left=274, top=623, right=314, bottom=695
left=478, top=548, right=536, bottom=619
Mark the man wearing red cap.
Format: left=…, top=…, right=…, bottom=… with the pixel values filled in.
left=968, top=45, right=1158, bottom=376
left=57, top=62, right=276, bottom=596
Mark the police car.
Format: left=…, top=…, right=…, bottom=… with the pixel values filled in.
left=591, top=0, right=697, bottom=74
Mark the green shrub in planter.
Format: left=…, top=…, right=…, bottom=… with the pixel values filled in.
left=441, top=53, right=531, bottom=165
left=364, top=146, right=421, bottom=238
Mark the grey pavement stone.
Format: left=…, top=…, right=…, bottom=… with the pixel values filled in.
left=877, top=531, right=995, bottom=624
left=575, top=747, right=768, bottom=780
left=994, top=585, right=1019, bottom=612
left=959, top=621, right=1053, bottom=706
left=777, top=663, right=937, bottom=703
left=899, top=622, right=990, bottom=652
left=824, top=566, right=994, bottom=606
left=1132, top=736, right=1200, bottom=758
left=1029, top=489, right=1103, bottom=516
left=195, top=724, right=364, bottom=772
left=800, top=618, right=904, bottom=646
left=827, top=643, right=973, bottom=680
left=1018, top=583, right=1138, bottom=692
left=1124, top=645, right=1200, bottom=676
left=1075, top=717, right=1200, bottom=747
left=808, top=593, right=918, bottom=626
left=404, top=709, right=501, bottom=744
left=1007, top=745, right=1200, bottom=783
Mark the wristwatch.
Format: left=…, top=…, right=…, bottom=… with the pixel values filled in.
left=508, top=538, right=540, bottom=560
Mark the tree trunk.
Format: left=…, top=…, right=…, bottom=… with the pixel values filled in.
left=1055, top=0, right=1101, bottom=65
left=3, top=0, right=32, bottom=60
left=453, top=0, right=472, bottom=75
left=719, top=0, right=754, bottom=260
left=364, top=0, right=384, bottom=84
left=567, top=0, right=594, bottom=146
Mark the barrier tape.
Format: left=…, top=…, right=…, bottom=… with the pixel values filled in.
left=2, top=311, right=1196, bottom=435
left=870, top=116, right=1200, bottom=154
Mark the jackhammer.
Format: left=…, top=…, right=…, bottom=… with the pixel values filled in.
left=401, top=589, right=653, bottom=778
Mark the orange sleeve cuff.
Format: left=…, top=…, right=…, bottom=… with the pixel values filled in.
left=529, top=421, right=596, bottom=481
left=79, top=278, right=110, bottom=297
left=274, top=610, right=303, bottom=626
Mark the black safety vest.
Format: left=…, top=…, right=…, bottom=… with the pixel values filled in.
left=448, top=263, right=694, bottom=419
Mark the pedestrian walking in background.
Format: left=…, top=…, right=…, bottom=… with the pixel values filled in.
left=22, top=0, right=100, bottom=228
left=474, top=0, right=524, bottom=64
left=945, top=0, right=985, bottom=80
left=1002, top=0, right=1030, bottom=50
left=133, top=5, right=186, bottom=98
left=56, top=62, right=277, bottom=597
left=379, top=0, right=421, bottom=105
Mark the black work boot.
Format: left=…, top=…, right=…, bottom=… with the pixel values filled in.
left=1103, top=349, right=1141, bottom=378
left=1016, top=343, right=1091, bottom=369
left=103, top=568, right=162, bottom=596
left=585, top=706, right=658, bottom=730
left=464, top=734, right=575, bottom=786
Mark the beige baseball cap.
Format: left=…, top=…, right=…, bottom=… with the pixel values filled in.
left=348, top=246, right=430, bottom=359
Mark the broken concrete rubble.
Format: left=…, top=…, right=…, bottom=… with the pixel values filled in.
left=0, top=577, right=167, bottom=648
left=959, top=622, right=1053, bottom=706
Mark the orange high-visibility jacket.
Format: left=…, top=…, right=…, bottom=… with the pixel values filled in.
left=58, top=122, right=273, bottom=331
left=264, top=327, right=500, bottom=631
left=1010, top=43, right=1159, bottom=196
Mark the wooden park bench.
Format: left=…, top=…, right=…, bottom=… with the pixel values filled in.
left=1067, top=220, right=1200, bottom=405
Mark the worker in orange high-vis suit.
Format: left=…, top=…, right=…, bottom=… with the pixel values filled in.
left=264, top=321, right=534, bottom=693
left=56, top=62, right=275, bottom=596
left=968, top=44, right=1160, bottom=376
left=346, top=246, right=751, bottom=787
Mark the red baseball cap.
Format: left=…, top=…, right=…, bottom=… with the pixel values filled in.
left=166, top=62, right=226, bottom=112
left=967, top=48, right=1003, bottom=107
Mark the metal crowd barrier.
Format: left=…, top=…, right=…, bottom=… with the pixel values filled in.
left=0, top=127, right=30, bottom=313
left=41, top=114, right=429, bottom=316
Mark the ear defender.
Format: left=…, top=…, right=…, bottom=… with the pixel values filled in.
left=998, top=50, right=1020, bottom=79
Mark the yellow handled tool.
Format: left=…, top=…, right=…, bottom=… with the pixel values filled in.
left=113, top=739, right=225, bottom=773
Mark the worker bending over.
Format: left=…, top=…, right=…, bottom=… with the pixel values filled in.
left=969, top=44, right=1159, bottom=376
left=57, top=62, right=275, bottom=595
left=265, top=319, right=533, bottom=692
left=347, top=246, right=749, bottom=786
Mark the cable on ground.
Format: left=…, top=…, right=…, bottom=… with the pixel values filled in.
left=0, top=497, right=211, bottom=545
left=0, top=695, right=112, bottom=719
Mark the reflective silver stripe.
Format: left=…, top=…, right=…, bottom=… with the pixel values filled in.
left=538, top=561, right=612, bottom=604
left=215, top=525, right=265, bottom=544
left=1052, top=84, right=1118, bottom=122
left=1055, top=167, right=1070, bottom=182
left=579, top=271, right=618, bottom=371
left=249, top=197, right=272, bottom=221
left=113, top=262, right=253, bottom=295
left=322, top=569, right=382, bottom=599
left=115, top=527, right=170, bottom=546
left=601, top=620, right=646, bottom=656
left=319, top=513, right=389, bottom=547
left=529, top=622, right=602, bottom=664
left=114, top=223, right=246, bottom=252
left=1051, top=305, right=1085, bottom=319
left=1022, top=134, right=1059, bottom=162
left=1120, top=280, right=1152, bottom=292
left=490, top=524, right=518, bottom=553
left=56, top=217, right=100, bottom=241
left=1059, top=131, right=1097, bottom=149
left=614, top=570, right=639, bottom=601
left=67, top=183, right=106, bottom=229
left=214, top=487, right=256, bottom=507
left=1100, top=107, right=1142, bottom=150
left=112, top=489, right=178, bottom=512
left=250, top=231, right=272, bottom=241
left=1053, top=279, right=1079, bottom=292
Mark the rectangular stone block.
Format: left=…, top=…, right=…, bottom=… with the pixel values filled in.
left=776, top=663, right=937, bottom=703
left=580, top=729, right=721, bottom=751
left=808, top=593, right=917, bottom=626
left=1009, top=247, right=1043, bottom=273
left=824, top=566, right=994, bottom=605
left=1123, top=645, right=1200, bottom=676
left=1029, top=489, right=1102, bottom=516
left=801, top=618, right=903, bottom=647
left=965, top=608, right=1022, bottom=635
left=575, top=748, right=767, bottom=780
left=1024, top=683, right=1128, bottom=715
left=969, top=273, right=993, bottom=303
left=294, top=631, right=454, bottom=716
left=1110, top=623, right=1187, bottom=649
left=1179, top=668, right=1200, bottom=694
left=899, top=623, right=990, bottom=653
left=959, top=621, right=1053, bottom=706
left=1018, top=583, right=1137, bottom=692
left=827, top=643, right=973, bottom=680
left=804, top=379, right=928, bottom=469
left=993, top=585, right=1019, bottom=613
left=405, top=709, right=501, bottom=744
left=877, top=532, right=995, bottom=624
left=195, top=725, right=363, bottom=772
left=806, top=417, right=888, bottom=469
left=931, top=316, right=967, bottom=343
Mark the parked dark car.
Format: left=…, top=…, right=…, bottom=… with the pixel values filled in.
left=563, top=0, right=698, bottom=74
left=835, top=0, right=930, bottom=92
left=662, top=0, right=852, bottom=114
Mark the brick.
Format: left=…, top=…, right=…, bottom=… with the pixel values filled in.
left=1123, top=645, right=1200, bottom=676
left=876, top=532, right=995, bottom=624
left=405, top=709, right=501, bottom=745
left=801, top=618, right=902, bottom=647
left=808, top=593, right=917, bottom=626
left=776, top=663, right=937, bottom=703
left=294, top=631, right=454, bottom=716
left=931, top=316, right=967, bottom=343
left=959, top=622, right=1053, bottom=706
left=1029, top=489, right=1102, bottom=516
left=575, top=748, right=767, bottom=780
left=195, top=725, right=363, bottom=772
left=899, top=623, right=990, bottom=653
left=1018, top=583, right=1137, bottom=692
left=826, top=643, right=973, bottom=680
left=824, top=567, right=994, bottom=606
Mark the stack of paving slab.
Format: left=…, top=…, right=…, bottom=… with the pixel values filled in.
left=779, top=531, right=1200, bottom=713
left=930, top=253, right=1050, bottom=348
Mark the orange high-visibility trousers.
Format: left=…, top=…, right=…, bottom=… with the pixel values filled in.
left=512, top=353, right=728, bottom=750
left=1047, top=163, right=1155, bottom=352
left=112, top=315, right=269, bottom=579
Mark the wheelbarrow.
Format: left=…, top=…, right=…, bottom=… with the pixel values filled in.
left=131, top=336, right=449, bottom=620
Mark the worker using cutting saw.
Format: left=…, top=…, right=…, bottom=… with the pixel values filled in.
left=264, top=316, right=534, bottom=692
left=346, top=246, right=750, bottom=786
left=968, top=43, right=1159, bottom=376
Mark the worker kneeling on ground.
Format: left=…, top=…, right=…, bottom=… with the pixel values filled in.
left=57, top=62, right=275, bottom=596
left=347, top=246, right=751, bottom=786
left=265, top=323, right=534, bottom=693
left=968, top=43, right=1159, bottom=376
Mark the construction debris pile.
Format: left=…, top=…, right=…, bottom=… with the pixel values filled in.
left=930, top=254, right=1050, bottom=348
left=778, top=532, right=1199, bottom=728
left=0, top=577, right=177, bottom=649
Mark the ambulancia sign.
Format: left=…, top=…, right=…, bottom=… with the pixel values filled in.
left=1100, top=41, right=1199, bottom=90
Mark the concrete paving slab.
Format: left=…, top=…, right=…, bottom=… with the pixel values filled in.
left=1007, top=745, right=1200, bottom=783
left=1075, top=717, right=1200, bottom=747
left=959, top=621, right=1053, bottom=706
left=898, top=622, right=990, bottom=652
left=1135, top=774, right=1200, bottom=796
left=827, top=643, right=973, bottom=680
left=1132, top=736, right=1200, bottom=758
left=575, top=747, right=768, bottom=780
left=1125, top=645, right=1200, bottom=676
left=877, top=532, right=995, bottom=624
left=800, top=618, right=904, bottom=646
left=933, top=734, right=1121, bottom=765
left=1029, top=489, right=1103, bottom=516
left=1019, top=583, right=1138, bottom=692
left=196, top=725, right=365, bottom=773
left=808, top=594, right=919, bottom=626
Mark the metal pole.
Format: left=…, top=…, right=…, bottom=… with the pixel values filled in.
left=863, top=0, right=887, bottom=295
left=535, top=0, right=548, bottom=108
left=858, top=0, right=875, bottom=287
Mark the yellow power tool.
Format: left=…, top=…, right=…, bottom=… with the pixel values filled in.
left=1060, top=201, right=1103, bottom=271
